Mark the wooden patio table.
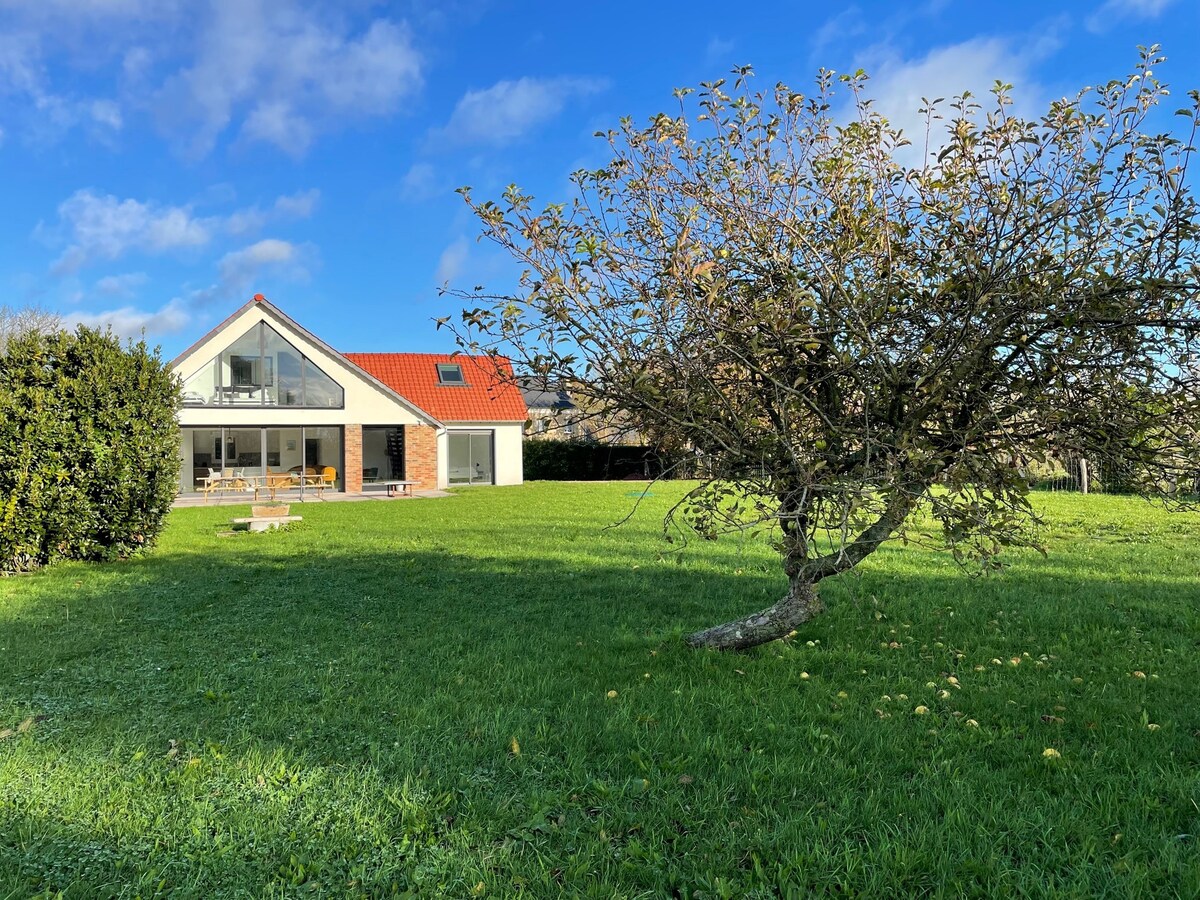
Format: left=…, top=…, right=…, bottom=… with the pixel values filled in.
left=201, top=472, right=334, bottom=502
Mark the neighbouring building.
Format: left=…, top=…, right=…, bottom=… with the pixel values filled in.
left=171, top=295, right=527, bottom=495
left=518, top=376, right=644, bottom=444
left=519, top=377, right=582, bottom=439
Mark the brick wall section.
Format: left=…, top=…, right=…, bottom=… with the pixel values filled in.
left=344, top=424, right=363, bottom=493
left=404, top=424, right=438, bottom=490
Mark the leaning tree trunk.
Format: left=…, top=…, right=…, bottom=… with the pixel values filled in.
left=685, top=577, right=824, bottom=651
left=685, top=484, right=920, bottom=650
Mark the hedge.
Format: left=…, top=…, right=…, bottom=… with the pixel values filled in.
left=523, top=439, right=686, bottom=481
left=0, top=327, right=181, bottom=573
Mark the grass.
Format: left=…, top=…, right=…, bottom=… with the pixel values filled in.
left=1, top=483, right=1198, bottom=898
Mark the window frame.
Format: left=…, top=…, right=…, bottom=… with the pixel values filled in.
left=436, top=363, right=466, bottom=386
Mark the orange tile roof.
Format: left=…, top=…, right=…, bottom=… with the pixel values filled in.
left=344, top=352, right=528, bottom=423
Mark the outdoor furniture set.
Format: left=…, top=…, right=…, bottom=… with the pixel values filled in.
left=200, top=468, right=419, bottom=501
left=200, top=467, right=335, bottom=502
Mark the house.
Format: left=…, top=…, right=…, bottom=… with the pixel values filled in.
left=519, top=377, right=582, bottom=439
left=518, top=376, right=644, bottom=445
left=171, top=295, right=526, bottom=495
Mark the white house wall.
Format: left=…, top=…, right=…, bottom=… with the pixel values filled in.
left=436, top=429, right=448, bottom=489
left=493, top=424, right=524, bottom=486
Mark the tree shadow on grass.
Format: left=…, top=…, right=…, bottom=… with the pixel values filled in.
left=1, top=534, right=1199, bottom=897
left=2, top=533, right=1198, bottom=750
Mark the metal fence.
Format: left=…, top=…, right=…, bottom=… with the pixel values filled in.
left=1027, top=454, right=1198, bottom=497
left=1027, top=455, right=1115, bottom=494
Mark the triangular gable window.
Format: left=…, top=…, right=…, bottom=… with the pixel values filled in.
left=181, top=322, right=345, bottom=408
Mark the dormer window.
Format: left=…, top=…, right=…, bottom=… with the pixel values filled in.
left=437, top=363, right=466, bottom=385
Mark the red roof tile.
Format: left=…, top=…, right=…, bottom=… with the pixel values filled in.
left=344, top=352, right=528, bottom=423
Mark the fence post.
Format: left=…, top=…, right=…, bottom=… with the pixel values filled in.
left=1079, top=458, right=1089, bottom=495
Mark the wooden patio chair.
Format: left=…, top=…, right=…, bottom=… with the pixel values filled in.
left=315, top=466, right=337, bottom=496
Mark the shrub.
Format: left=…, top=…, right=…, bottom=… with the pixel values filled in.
left=0, top=327, right=181, bottom=573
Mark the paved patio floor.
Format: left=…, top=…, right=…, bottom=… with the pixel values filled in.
left=172, top=489, right=453, bottom=508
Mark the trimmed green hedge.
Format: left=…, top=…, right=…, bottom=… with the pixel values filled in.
left=523, top=439, right=685, bottom=481
left=0, top=327, right=181, bottom=573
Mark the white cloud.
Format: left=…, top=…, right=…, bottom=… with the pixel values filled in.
left=854, top=35, right=1054, bottom=166
left=224, top=188, right=320, bottom=236
left=3, top=1, right=180, bottom=21
left=705, top=37, right=735, bottom=66
left=46, top=187, right=319, bottom=271
left=122, top=45, right=153, bottom=83
left=435, top=237, right=469, bottom=285
left=317, top=19, right=421, bottom=114
left=240, top=99, right=314, bottom=154
left=0, top=1, right=421, bottom=155
left=437, top=76, right=607, bottom=146
left=0, top=31, right=119, bottom=141
left=83, top=236, right=314, bottom=339
left=157, top=4, right=422, bottom=156
left=89, top=99, right=123, bottom=130
left=400, top=162, right=442, bottom=202
left=0, top=32, right=42, bottom=96
left=216, top=238, right=306, bottom=292
left=810, top=8, right=867, bottom=58
left=179, top=237, right=314, bottom=311
left=49, top=189, right=211, bottom=274
left=70, top=298, right=191, bottom=339
left=1087, top=0, right=1174, bottom=32
left=95, top=271, right=148, bottom=297
left=271, top=188, right=319, bottom=219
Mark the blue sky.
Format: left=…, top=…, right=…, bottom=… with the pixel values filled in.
left=2, top=0, right=1197, bottom=359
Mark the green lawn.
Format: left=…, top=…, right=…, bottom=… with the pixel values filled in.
left=1, top=483, right=1198, bottom=898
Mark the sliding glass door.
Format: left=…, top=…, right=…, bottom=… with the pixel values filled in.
left=447, top=431, right=494, bottom=485
left=227, top=429, right=263, bottom=475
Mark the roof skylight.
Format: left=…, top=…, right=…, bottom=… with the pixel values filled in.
left=437, top=363, right=465, bottom=385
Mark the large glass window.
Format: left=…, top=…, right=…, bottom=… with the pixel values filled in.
left=262, top=326, right=304, bottom=406
left=186, top=427, right=221, bottom=489
left=213, top=326, right=264, bottom=405
left=227, top=429, right=263, bottom=473
left=181, top=322, right=344, bottom=408
left=302, top=359, right=343, bottom=408
left=448, top=431, right=494, bottom=485
left=183, top=426, right=343, bottom=493
left=271, top=427, right=303, bottom=472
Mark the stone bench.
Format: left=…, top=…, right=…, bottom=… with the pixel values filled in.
left=231, top=515, right=303, bottom=532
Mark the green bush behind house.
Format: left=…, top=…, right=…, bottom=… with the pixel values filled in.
left=523, top=438, right=687, bottom=480
left=0, top=327, right=181, bottom=573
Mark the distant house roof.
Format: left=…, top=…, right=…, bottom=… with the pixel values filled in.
left=345, top=352, right=528, bottom=423
left=517, top=376, right=577, bottom=412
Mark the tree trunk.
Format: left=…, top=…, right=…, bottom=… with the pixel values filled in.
left=685, top=578, right=824, bottom=651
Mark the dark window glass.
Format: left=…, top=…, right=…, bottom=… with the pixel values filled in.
left=437, top=363, right=465, bottom=385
